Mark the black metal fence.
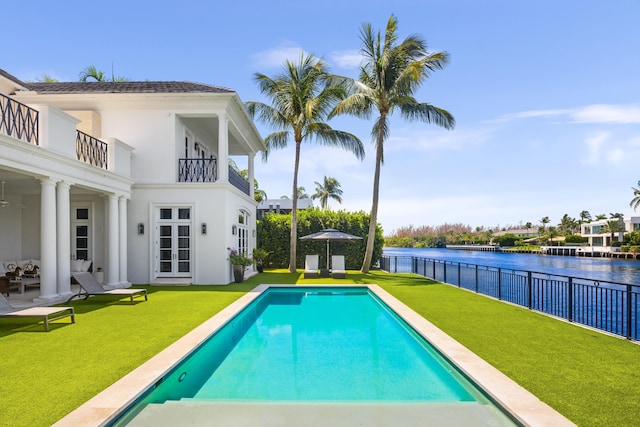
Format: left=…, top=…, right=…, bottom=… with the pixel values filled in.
left=178, top=158, right=217, bottom=182
left=0, top=93, right=39, bottom=145
left=76, top=130, right=108, bottom=169
left=380, top=255, right=640, bottom=341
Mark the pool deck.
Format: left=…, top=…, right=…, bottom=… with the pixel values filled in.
left=53, top=284, right=576, bottom=427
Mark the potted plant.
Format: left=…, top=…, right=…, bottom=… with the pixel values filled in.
left=252, top=248, right=269, bottom=273
left=228, top=248, right=252, bottom=283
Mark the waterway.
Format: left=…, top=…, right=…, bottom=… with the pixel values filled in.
left=383, top=247, right=640, bottom=285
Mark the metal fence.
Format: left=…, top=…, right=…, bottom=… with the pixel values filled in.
left=76, top=130, right=108, bottom=169
left=380, top=255, right=640, bottom=341
left=0, top=93, right=39, bottom=145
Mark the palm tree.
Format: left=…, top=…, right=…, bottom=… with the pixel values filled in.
left=630, top=181, right=640, bottom=211
left=579, top=210, right=591, bottom=223
left=312, top=176, right=343, bottom=209
left=34, top=74, right=59, bottom=82
left=246, top=54, right=365, bottom=272
left=595, top=214, right=607, bottom=220
left=79, top=65, right=130, bottom=82
left=601, top=219, right=624, bottom=246
left=538, top=216, right=551, bottom=235
left=331, top=15, right=455, bottom=272
left=281, top=187, right=310, bottom=200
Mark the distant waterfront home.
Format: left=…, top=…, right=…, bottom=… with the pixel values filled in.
left=257, top=198, right=314, bottom=220
left=581, top=216, right=640, bottom=247
left=0, top=68, right=265, bottom=301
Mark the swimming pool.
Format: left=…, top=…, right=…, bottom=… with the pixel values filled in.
left=55, top=285, right=575, bottom=426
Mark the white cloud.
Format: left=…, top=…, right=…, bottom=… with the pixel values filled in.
left=329, top=50, right=362, bottom=69
left=251, top=45, right=308, bottom=69
left=569, top=104, right=640, bottom=124
left=493, top=104, right=640, bottom=125
left=385, top=125, right=493, bottom=153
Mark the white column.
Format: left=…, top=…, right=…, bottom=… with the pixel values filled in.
left=118, top=196, right=129, bottom=287
left=106, top=194, right=119, bottom=286
left=35, top=178, right=57, bottom=301
left=56, top=181, right=72, bottom=297
left=248, top=153, right=255, bottom=200
left=218, top=114, right=229, bottom=183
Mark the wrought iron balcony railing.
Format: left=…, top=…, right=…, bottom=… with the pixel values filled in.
left=0, top=93, right=39, bottom=145
left=177, top=158, right=250, bottom=196
left=178, top=158, right=218, bottom=182
left=76, top=130, right=108, bottom=169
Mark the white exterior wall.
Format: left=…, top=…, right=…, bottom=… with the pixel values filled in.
left=128, top=184, right=256, bottom=284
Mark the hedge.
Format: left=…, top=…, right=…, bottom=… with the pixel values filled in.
left=256, top=208, right=384, bottom=270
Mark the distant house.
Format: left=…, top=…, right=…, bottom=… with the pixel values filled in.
left=492, top=228, right=538, bottom=238
left=581, top=217, right=640, bottom=247
left=257, top=198, right=314, bottom=220
left=0, top=68, right=265, bottom=301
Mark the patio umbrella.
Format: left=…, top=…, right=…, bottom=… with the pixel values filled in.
left=299, top=228, right=363, bottom=270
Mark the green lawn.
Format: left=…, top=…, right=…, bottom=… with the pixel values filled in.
left=1, top=270, right=638, bottom=426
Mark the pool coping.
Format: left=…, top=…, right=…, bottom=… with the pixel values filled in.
left=53, top=284, right=576, bottom=426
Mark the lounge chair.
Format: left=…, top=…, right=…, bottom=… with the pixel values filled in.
left=331, top=255, right=346, bottom=279
left=304, top=255, right=319, bottom=278
left=0, top=293, right=75, bottom=332
left=67, top=272, right=148, bottom=304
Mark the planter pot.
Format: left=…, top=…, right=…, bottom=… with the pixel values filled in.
left=256, top=263, right=264, bottom=273
left=233, top=265, right=245, bottom=283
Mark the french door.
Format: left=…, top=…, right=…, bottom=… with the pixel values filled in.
left=71, top=204, right=91, bottom=260
left=155, top=207, right=192, bottom=277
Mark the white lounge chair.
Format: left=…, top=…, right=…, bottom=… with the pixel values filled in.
left=304, top=255, right=319, bottom=278
left=68, top=272, right=148, bottom=304
left=331, top=255, right=346, bottom=279
left=0, top=293, right=75, bottom=332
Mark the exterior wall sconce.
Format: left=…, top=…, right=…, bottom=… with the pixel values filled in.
left=232, top=225, right=237, bottom=235
left=138, top=223, right=144, bottom=235
left=201, top=223, right=207, bottom=235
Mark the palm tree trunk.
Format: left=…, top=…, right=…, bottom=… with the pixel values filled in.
left=361, top=120, right=385, bottom=272
left=289, top=140, right=302, bottom=272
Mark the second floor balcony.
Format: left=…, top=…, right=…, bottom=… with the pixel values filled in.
left=0, top=93, right=38, bottom=145
left=178, top=158, right=250, bottom=195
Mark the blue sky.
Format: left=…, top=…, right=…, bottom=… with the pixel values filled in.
left=4, top=1, right=640, bottom=233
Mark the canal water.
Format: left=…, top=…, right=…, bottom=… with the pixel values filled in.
left=383, top=247, right=640, bottom=285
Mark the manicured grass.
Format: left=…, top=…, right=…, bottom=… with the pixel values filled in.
left=1, top=270, right=637, bottom=426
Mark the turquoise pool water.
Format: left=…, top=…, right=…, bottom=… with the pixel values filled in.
left=112, top=287, right=517, bottom=425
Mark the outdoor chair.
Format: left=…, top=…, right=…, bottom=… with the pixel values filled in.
left=67, top=272, right=148, bottom=304
left=0, top=293, right=75, bottom=332
left=331, top=255, right=346, bottom=279
left=304, top=255, right=319, bottom=278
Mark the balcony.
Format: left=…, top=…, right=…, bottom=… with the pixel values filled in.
left=76, top=130, right=108, bottom=170
left=0, top=93, right=39, bottom=145
left=178, top=158, right=250, bottom=195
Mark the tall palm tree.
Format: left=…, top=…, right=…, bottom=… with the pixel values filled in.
left=331, top=15, right=455, bottom=272
left=246, top=54, right=364, bottom=272
left=630, top=181, right=640, bottom=211
left=312, top=176, right=343, bottom=209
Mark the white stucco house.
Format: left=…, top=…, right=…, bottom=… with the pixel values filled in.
left=580, top=216, right=640, bottom=247
left=0, top=68, right=265, bottom=302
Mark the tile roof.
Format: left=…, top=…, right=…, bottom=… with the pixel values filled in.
left=23, top=81, right=235, bottom=94
left=0, top=69, right=28, bottom=88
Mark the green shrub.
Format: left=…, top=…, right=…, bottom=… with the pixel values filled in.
left=257, top=209, right=384, bottom=269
